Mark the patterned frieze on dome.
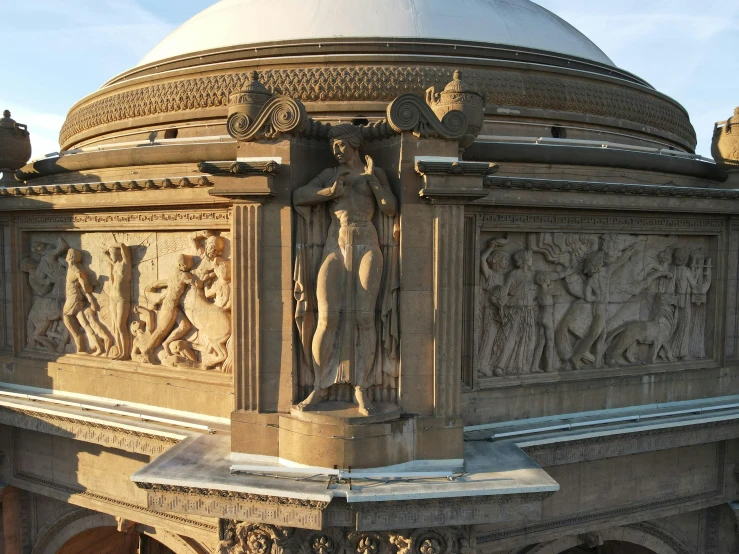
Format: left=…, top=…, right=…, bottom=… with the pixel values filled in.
left=19, top=229, right=233, bottom=372
left=472, top=230, right=713, bottom=378
left=58, top=66, right=696, bottom=150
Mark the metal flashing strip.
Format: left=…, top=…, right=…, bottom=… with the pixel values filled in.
left=0, top=398, right=187, bottom=441
left=467, top=396, right=739, bottom=445
left=0, top=383, right=229, bottom=432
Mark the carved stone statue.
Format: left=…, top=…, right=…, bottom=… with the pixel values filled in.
left=62, top=248, right=111, bottom=355
left=103, top=243, right=132, bottom=360
left=21, top=238, right=68, bottom=351
left=293, top=124, right=399, bottom=415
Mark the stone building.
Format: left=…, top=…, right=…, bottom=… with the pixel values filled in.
left=1, top=0, right=739, bottom=552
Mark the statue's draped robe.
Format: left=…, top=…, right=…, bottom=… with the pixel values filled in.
left=293, top=167, right=399, bottom=397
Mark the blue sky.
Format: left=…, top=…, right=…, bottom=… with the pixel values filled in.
left=2, top=0, right=737, bottom=159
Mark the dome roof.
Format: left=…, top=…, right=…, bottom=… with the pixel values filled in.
left=139, top=0, right=614, bottom=67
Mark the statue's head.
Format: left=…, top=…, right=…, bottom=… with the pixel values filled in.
left=512, top=249, right=533, bottom=269
left=177, top=254, right=193, bottom=272
left=32, top=241, right=48, bottom=258
left=215, top=260, right=232, bottom=282
left=329, top=124, right=363, bottom=165
left=673, top=247, right=690, bottom=266
left=108, top=246, right=122, bottom=262
left=66, top=248, right=82, bottom=265
left=205, top=235, right=225, bottom=259
left=487, top=249, right=508, bottom=271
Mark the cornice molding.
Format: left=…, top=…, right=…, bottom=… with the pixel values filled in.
left=484, top=176, right=739, bottom=199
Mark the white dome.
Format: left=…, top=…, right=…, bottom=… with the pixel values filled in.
left=139, top=0, right=614, bottom=67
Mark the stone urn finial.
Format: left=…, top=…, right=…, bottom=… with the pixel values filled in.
left=0, top=109, right=32, bottom=184
left=711, top=106, right=739, bottom=170
left=425, top=69, right=484, bottom=150
left=227, top=70, right=275, bottom=139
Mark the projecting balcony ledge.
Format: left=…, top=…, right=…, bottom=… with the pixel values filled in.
left=130, top=433, right=559, bottom=531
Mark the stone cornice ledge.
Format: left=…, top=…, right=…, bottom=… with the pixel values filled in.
left=0, top=175, right=213, bottom=197
left=198, top=160, right=281, bottom=176
left=484, top=175, right=739, bottom=199
left=415, top=159, right=500, bottom=177
left=416, top=159, right=500, bottom=203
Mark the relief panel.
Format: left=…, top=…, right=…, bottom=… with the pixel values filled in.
left=471, top=228, right=715, bottom=381
left=19, top=229, right=232, bottom=372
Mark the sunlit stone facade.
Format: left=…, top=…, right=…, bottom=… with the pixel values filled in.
left=1, top=1, right=739, bottom=553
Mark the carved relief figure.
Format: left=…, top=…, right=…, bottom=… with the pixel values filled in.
left=606, top=294, right=678, bottom=366
left=103, top=243, right=132, bottom=360
left=568, top=245, right=635, bottom=370
left=689, top=249, right=710, bottom=358
left=476, top=238, right=508, bottom=377
left=21, top=238, right=69, bottom=351
left=179, top=263, right=232, bottom=369
left=62, top=248, right=112, bottom=355
left=532, top=265, right=575, bottom=372
left=130, top=306, right=154, bottom=364
left=293, top=124, right=399, bottom=415
left=489, top=249, right=538, bottom=377
left=668, top=247, right=712, bottom=360
left=191, top=231, right=225, bottom=284
left=140, top=254, right=197, bottom=363
left=206, top=260, right=232, bottom=310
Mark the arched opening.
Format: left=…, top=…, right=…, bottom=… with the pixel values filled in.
left=561, top=542, right=657, bottom=554
left=55, top=526, right=176, bottom=554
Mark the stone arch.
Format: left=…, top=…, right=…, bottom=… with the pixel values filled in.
left=508, top=521, right=698, bottom=554
left=139, top=529, right=210, bottom=554
left=32, top=510, right=117, bottom=554
left=31, top=507, right=207, bottom=554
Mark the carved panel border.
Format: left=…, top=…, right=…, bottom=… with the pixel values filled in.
left=477, top=441, right=726, bottom=546
left=466, top=208, right=728, bottom=390
left=13, top=209, right=231, bottom=231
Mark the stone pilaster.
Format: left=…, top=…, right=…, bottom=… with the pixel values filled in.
left=205, top=159, right=282, bottom=456
left=232, top=201, right=263, bottom=412
left=433, top=204, right=465, bottom=418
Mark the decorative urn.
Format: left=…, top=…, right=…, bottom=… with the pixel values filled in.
left=0, top=110, right=32, bottom=178
left=227, top=71, right=274, bottom=137
left=426, top=70, right=485, bottom=149
left=711, top=107, right=739, bottom=169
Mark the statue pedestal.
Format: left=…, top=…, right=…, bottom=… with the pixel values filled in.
left=279, top=402, right=414, bottom=469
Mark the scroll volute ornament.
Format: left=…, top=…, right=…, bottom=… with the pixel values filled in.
left=426, top=70, right=484, bottom=149
left=0, top=110, right=31, bottom=179
left=227, top=71, right=308, bottom=141
left=712, top=106, right=739, bottom=169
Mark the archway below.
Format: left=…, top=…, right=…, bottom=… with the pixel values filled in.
left=561, top=542, right=657, bottom=554
left=55, top=526, right=176, bottom=554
